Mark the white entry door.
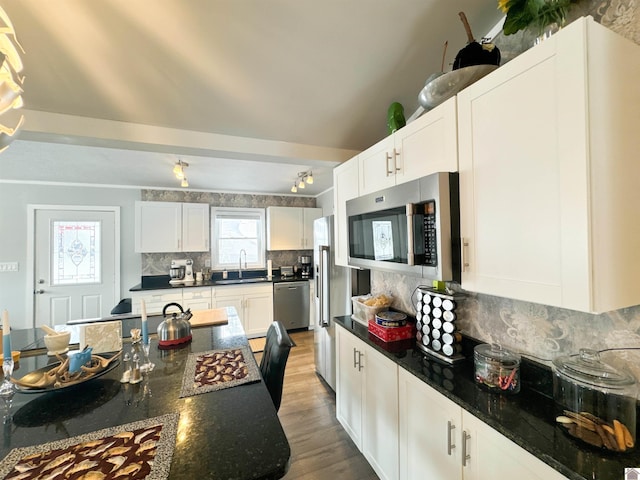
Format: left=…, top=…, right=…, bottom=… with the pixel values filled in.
left=33, top=207, right=119, bottom=326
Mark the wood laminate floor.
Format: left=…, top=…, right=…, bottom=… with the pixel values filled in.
left=256, top=329, right=379, bottom=480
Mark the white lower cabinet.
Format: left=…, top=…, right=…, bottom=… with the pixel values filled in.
left=336, top=325, right=399, bottom=480
left=398, top=369, right=567, bottom=480
left=214, top=284, right=273, bottom=338
left=181, top=286, right=213, bottom=311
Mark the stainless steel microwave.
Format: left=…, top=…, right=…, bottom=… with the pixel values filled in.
left=346, top=172, right=460, bottom=281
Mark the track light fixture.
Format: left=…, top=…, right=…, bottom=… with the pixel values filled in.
left=173, top=159, right=190, bottom=187
left=290, top=170, right=313, bottom=193
left=173, top=159, right=188, bottom=179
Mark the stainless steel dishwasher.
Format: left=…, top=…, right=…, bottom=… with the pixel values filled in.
left=273, top=281, right=310, bottom=330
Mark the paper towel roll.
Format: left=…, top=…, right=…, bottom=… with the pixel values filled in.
left=267, top=260, right=273, bottom=278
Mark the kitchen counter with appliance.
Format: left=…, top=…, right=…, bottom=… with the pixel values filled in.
left=2, top=308, right=290, bottom=480
left=130, top=271, right=312, bottom=291
left=334, top=315, right=640, bottom=480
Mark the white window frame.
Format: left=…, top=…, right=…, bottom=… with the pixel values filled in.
left=210, top=207, right=266, bottom=270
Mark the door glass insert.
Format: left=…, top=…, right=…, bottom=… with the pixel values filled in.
left=51, top=221, right=101, bottom=285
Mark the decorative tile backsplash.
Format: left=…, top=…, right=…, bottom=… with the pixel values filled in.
left=371, top=271, right=640, bottom=383
left=371, top=0, right=640, bottom=380
left=140, top=189, right=316, bottom=275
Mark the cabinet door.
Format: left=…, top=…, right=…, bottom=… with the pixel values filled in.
left=182, top=287, right=212, bottom=311
left=213, top=294, right=244, bottom=324
left=395, top=96, right=458, bottom=185
left=363, top=345, right=399, bottom=480
left=457, top=38, right=565, bottom=307
left=243, top=285, right=274, bottom=338
left=266, top=207, right=304, bottom=250
left=302, top=207, right=322, bottom=249
left=134, top=201, right=182, bottom=253
left=335, top=325, right=364, bottom=449
left=398, top=369, right=462, bottom=480
left=182, top=203, right=210, bottom=252
left=358, top=136, right=396, bottom=195
left=333, top=157, right=359, bottom=267
left=461, top=411, right=567, bottom=480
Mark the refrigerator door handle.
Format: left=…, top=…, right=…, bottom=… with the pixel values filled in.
left=319, top=245, right=330, bottom=327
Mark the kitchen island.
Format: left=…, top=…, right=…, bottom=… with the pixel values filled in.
left=335, top=315, right=640, bottom=480
left=0, top=308, right=290, bottom=479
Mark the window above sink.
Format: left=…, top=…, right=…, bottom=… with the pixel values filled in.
left=211, top=207, right=266, bottom=270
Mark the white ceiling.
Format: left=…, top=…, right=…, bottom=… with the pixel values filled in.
left=0, top=0, right=504, bottom=195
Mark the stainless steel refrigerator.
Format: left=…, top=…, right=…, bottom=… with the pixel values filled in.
left=314, top=215, right=369, bottom=391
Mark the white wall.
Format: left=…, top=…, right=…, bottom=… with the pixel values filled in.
left=0, top=183, right=141, bottom=329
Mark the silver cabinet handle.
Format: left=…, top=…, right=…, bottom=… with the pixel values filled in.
left=385, top=152, right=393, bottom=176
left=447, top=421, right=456, bottom=455
left=393, top=148, right=401, bottom=172
left=353, top=348, right=364, bottom=371
left=462, top=430, right=471, bottom=467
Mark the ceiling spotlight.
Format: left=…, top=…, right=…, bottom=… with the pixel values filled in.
left=291, top=184, right=297, bottom=193
left=181, top=177, right=189, bottom=188
left=306, top=172, right=313, bottom=184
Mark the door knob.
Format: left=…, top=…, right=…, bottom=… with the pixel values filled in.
left=34, top=289, right=45, bottom=294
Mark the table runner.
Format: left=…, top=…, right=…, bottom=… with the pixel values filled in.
left=179, top=345, right=261, bottom=398
left=0, top=413, right=179, bottom=480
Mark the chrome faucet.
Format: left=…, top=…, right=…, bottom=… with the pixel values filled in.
left=239, top=249, right=247, bottom=278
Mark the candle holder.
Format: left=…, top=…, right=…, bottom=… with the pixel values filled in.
left=0, top=359, right=16, bottom=416
left=141, top=339, right=155, bottom=373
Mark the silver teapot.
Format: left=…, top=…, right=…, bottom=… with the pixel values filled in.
left=157, top=302, right=193, bottom=348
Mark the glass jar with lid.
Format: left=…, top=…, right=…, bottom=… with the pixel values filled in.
left=552, top=349, right=637, bottom=452
left=473, top=343, right=521, bottom=394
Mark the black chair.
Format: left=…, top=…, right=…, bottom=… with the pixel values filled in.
left=259, top=321, right=296, bottom=412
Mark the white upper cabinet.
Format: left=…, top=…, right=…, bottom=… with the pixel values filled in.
left=266, top=206, right=321, bottom=250
left=181, top=203, right=211, bottom=252
left=302, top=208, right=323, bottom=249
left=457, top=17, right=640, bottom=313
left=333, top=156, right=359, bottom=267
left=359, top=97, right=458, bottom=195
left=135, top=201, right=209, bottom=253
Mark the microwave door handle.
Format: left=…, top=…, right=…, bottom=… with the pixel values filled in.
left=319, top=245, right=330, bottom=327
left=406, top=204, right=415, bottom=266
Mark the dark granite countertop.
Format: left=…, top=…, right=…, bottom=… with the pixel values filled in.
left=130, top=271, right=313, bottom=292
left=1, top=309, right=290, bottom=480
left=334, top=315, right=640, bottom=480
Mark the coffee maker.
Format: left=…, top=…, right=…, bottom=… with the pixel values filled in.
left=169, top=259, right=194, bottom=284
left=299, top=255, right=312, bottom=278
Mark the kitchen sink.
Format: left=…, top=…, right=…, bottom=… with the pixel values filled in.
left=214, top=277, right=271, bottom=285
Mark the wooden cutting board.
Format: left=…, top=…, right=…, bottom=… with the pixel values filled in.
left=189, top=308, right=229, bottom=328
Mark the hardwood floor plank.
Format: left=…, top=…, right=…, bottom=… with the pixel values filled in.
left=263, top=329, right=379, bottom=480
